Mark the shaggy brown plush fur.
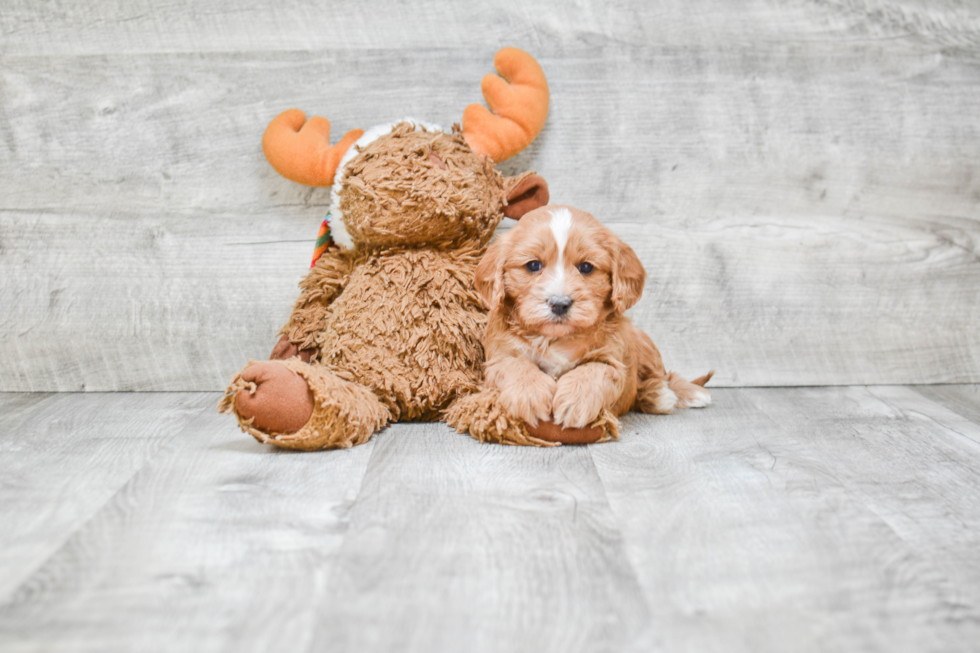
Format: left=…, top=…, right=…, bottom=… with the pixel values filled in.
left=219, top=123, right=551, bottom=450
left=341, top=125, right=507, bottom=250
left=295, top=246, right=487, bottom=421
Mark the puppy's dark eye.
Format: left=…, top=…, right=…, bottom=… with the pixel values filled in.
left=525, top=260, right=542, bottom=273
left=577, top=262, right=594, bottom=275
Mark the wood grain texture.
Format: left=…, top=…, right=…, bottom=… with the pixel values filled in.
left=3, top=46, right=979, bottom=218
left=0, top=399, right=378, bottom=653
left=2, top=387, right=980, bottom=651
left=2, top=0, right=978, bottom=56
left=590, top=387, right=980, bottom=653
left=2, top=1, right=979, bottom=390
left=2, top=207, right=977, bottom=390
left=618, top=212, right=980, bottom=387
left=910, top=384, right=980, bottom=425
left=307, top=422, right=656, bottom=653
left=0, top=209, right=313, bottom=391
left=0, top=392, right=214, bottom=600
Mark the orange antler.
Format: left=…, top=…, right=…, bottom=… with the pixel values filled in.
left=262, top=109, right=364, bottom=187
left=462, top=48, right=549, bottom=163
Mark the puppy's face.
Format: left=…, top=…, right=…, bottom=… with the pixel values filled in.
left=476, top=206, right=645, bottom=339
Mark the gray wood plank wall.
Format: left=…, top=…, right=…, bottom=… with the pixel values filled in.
left=2, top=0, right=978, bottom=391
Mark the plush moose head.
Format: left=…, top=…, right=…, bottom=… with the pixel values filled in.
left=260, top=47, right=551, bottom=253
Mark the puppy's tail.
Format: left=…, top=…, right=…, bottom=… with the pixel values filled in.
left=689, top=370, right=714, bottom=387
left=667, top=370, right=713, bottom=409
left=632, top=324, right=714, bottom=412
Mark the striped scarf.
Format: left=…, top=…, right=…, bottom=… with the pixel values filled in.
left=310, top=212, right=339, bottom=268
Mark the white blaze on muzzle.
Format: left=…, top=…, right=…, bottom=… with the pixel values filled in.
left=544, top=207, right=574, bottom=300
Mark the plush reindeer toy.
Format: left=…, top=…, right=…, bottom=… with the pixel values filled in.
left=220, top=48, right=555, bottom=450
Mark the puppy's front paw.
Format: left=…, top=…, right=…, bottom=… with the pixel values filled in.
left=499, top=375, right=557, bottom=426
left=552, top=378, right=605, bottom=429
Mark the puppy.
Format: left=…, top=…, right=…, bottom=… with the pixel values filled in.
left=475, top=205, right=712, bottom=431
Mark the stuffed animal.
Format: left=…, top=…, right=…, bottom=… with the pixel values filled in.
left=219, top=47, right=565, bottom=450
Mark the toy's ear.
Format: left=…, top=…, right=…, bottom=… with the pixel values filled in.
left=503, top=172, right=549, bottom=220
left=475, top=236, right=509, bottom=312
left=611, top=240, right=646, bottom=313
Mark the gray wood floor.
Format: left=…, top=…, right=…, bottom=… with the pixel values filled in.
left=1, top=386, right=979, bottom=653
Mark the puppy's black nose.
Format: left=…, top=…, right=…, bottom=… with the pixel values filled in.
left=548, top=295, right=573, bottom=316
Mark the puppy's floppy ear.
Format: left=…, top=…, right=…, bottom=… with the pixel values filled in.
left=611, top=240, right=645, bottom=313
left=475, top=236, right=509, bottom=313
left=503, top=172, right=549, bottom=220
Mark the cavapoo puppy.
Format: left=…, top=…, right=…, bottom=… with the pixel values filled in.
left=475, top=205, right=712, bottom=433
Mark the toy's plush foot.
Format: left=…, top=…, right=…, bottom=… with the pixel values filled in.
left=233, top=361, right=315, bottom=434
left=219, top=358, right=390, bottom=451
left=525, top=420, right=608, bottom=445
left=445, top=388, right=618, bottom=446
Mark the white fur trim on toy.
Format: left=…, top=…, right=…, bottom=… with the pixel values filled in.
left=330, top=118, right=444, bottom=249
